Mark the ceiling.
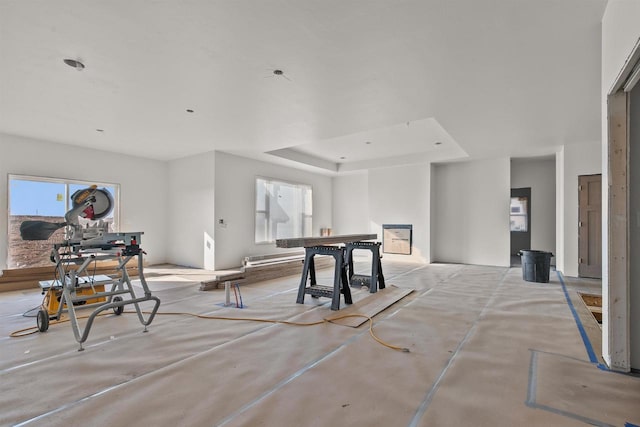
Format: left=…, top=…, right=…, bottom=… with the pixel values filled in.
left=0, top=1, right=607, bottom=175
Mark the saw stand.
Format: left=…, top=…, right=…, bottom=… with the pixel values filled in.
left=37, top=232, right=161, bottom=351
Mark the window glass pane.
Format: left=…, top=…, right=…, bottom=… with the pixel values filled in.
left=255, top=212, right=267, bottom=243
left=510, top=196, right=528, bottom=232
left=255, top=177, right=312, bottom=243
left=10, top=179, right=66, bottom=216
left=8, top=176, right=119, bottom=269
left=256, top=178, right=266, bottom=211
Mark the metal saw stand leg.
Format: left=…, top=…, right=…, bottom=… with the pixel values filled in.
left=55, top=248, right=161, bottom=351
left=296, top=245, right=352, bottom=310
left=345, top=241, right=385, bottom=293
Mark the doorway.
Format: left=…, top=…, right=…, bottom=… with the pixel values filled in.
left=578, top=174, right=602, bottom=278
left=606, top=41, right=639, bottom=371
left=510, top=188, right=531, bottom=266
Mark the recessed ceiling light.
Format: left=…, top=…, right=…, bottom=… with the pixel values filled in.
left=96, top=129, right=104, bottom=132
left=365, top=141, right=372, bottom=145
left=186, top=109, right=194, bottom=113
left=435, top=141, right=443, bottom=145
left=270, top=69, right=292, bottom=81
left=63, top=58, right=85, bottom=71
left=340, top=156, right=346, bottom=160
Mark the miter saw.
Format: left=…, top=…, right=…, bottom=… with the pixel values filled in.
left=20, top=184, right=161, bottom=350
left=19, top=184, right=114, bottom=243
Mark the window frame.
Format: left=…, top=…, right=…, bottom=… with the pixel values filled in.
left=509, top=196, right=529, bottom=233
left=7, top=174, right=120, bottom=268
left=254, top=175, right=313, bottom=245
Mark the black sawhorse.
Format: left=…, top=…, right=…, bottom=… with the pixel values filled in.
left=345, top=241, right=385, bottom=293
left=296, top=245, right=352, bottom=311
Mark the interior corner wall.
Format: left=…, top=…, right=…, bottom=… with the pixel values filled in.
left=557, top=142, right=601, bottom=278
left=366, top=163, right=430, bottom=263
left=510, top=157, right=556, bottom=254
left=432, top=157, right=510, bottom=267
left=555, top=149, right=566, bottom=274
left=331, top=172, right=369, bottom=235
left=167, top=151, right=216, bottom=270
left=0, top=133, right=168, bottom=269
left=214, top=152, right=332, bottom=270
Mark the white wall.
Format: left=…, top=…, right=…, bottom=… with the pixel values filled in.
left=167, top=151, right=216, bottom=269
left=432, top=158, right=510, bottom=267
left=214, top=152, right=332, bottom=270
left=0, top=133, right=168, bottom=269
left=557, top=142, right=601, bottom=278
left=511, top=157, right=556, bottom=255
left=368, top=164, right=430, bottom=263
left=331, top=164, right=430, bottom=263
left=602, top=0, right=640, bottom=372
left=332, top=172, right=369, bottom=235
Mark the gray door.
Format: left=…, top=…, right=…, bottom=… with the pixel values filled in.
left=510, top=188, right=531, bottom=256
left=578, top=174, right=602, bottom=278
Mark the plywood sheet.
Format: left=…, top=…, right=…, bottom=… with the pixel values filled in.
left=326, top=285, right=414, bottom=327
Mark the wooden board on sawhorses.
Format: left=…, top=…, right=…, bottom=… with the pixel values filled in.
left=275, top=234, right=377, bottom=248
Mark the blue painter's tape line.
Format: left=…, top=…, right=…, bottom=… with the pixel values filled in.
left=556, top=271, right=600, bottom=365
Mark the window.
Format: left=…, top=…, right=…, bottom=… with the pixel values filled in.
left=255, top=177, right=312, bottom=243
left=510, top=196, right=528, bottom=232
left=7, top=175, right=119, bottom=268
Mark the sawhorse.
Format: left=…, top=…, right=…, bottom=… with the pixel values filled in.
left=296, top=245, right=352, bottom=311
left=345, top=241, right=385, bottom=293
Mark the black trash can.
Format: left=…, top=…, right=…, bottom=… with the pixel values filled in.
left=519, top=250, right=553, bottom=283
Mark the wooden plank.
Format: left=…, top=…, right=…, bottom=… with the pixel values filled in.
left=199, top=256, right=334, bottom=291
left=0, top=262, right=139, bottom=292
left=244, top=253, right=305, bottom=267
left=200, top=278, right=246, bottom=291
left=587, top=305, right=603, bottom=314
left=276, top=234, right=377, bottom=248
left=199, top=270, right=245, bottom=291
left=244, top=250, right=305, bottom=264
left=1, top=260, right=127, bottom=278
left=326, top=285, right=413, bottom=327
left=607, top=90, right=630, bottom=370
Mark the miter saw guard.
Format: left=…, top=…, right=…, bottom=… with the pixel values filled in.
left=21, top=185, right=161, bottom=350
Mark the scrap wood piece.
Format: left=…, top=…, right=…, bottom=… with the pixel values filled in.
left=199, top=271, right=245, bottom=291
left=325, top=285, right=414, bottom=328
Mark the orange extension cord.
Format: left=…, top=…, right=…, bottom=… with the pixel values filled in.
left=10, top=310, right=410, bottom=353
